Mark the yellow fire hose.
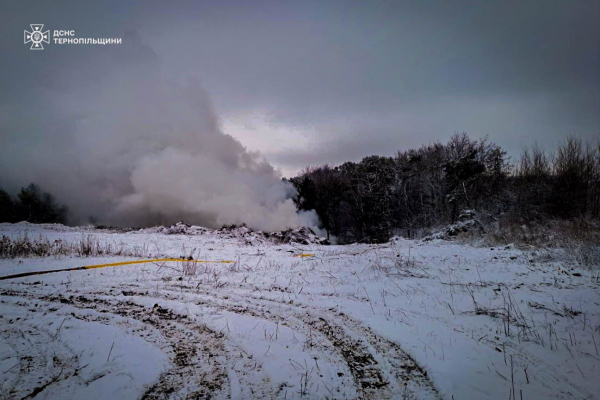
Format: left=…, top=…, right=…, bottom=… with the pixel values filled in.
left=0, top=258, right=234, bottom=281
left=293, top=253, right=316, bottom=258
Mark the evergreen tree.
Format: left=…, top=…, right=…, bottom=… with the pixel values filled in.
left=0, top=188, right=15, bottom=223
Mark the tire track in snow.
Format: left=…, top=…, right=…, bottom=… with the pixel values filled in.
left=146, top=283, right=440, bottom=399
left=0, top=288, right=276, bottom=399
left=2, top=283, right=437, bottom=399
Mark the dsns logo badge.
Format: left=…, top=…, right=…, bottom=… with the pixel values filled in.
left=24, top=24, right=49, bottom=50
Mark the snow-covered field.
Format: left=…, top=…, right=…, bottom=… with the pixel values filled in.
left=0, top=223, right=599, bottom=399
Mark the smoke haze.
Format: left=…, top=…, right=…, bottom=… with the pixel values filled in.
left=0, top=32, right=308, bottom=231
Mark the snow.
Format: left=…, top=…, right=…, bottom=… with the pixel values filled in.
left=0, top=294, right=169, bottom=399
left=0, top=223, right=599, bottom=399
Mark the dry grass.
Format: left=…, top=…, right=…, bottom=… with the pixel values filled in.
left=0, top=234, right=66, bottom=258
left=0, top=234, right=149, bottom=259
left=465, top=219, right=600, bottom=269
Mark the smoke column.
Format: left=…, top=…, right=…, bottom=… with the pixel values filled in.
left=0, top=32, right=315, bottom=231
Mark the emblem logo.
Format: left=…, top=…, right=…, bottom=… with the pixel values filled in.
left=24, top=24, right=50, bottom=50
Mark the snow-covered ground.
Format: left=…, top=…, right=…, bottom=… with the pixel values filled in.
left=0, top=223, right=599, bottom=399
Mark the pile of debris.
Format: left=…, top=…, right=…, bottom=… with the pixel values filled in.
left=268, top=227, right=330, bottom=245
left=423, top=210, right=486, bottom=241
left=445, top=219, right=484, bottom=237
left=137, top=222, right=209, bottom=235
left=136, top=222, right=330, bottom=246
left=216, top=224, right=271, bottom=246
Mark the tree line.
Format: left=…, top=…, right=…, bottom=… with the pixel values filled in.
left=2, top=134, right=599, bottom=238
left=289, top=133, right=600, bottom=243
left=0, top=183, right=69, bottom=224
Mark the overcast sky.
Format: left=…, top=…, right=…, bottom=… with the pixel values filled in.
left=1, top=0, right=599, bottom=178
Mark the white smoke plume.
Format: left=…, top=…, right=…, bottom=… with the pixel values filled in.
left=0, top=32, right=315, bottom=231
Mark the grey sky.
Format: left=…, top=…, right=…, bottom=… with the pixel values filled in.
left=1, top=0, right=599, bottom=179
left=145, top=0, right=600, bottom=173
